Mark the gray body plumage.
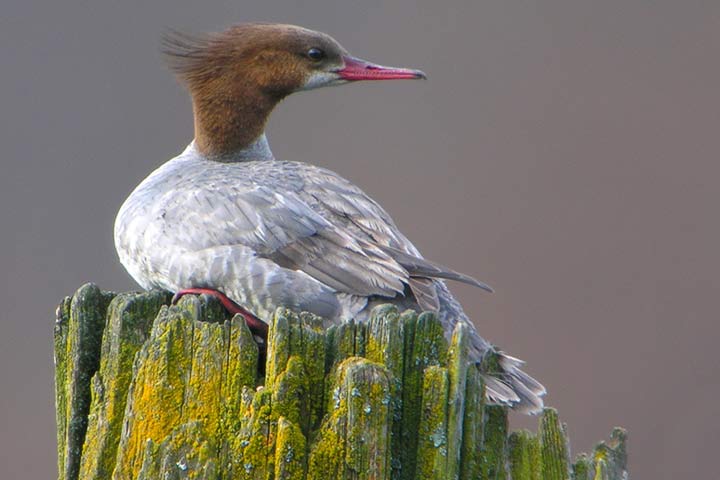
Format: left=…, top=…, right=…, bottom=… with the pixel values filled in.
left=114, top=141, right=545, bottom=412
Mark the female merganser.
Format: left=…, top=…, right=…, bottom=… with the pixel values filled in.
left=114, top=23, right=545, bottom=412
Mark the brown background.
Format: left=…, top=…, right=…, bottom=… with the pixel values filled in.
left=1, top=1, right=718, bottom=478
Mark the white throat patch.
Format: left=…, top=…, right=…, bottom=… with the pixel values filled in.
left=299, top=71, right=346, bottom=91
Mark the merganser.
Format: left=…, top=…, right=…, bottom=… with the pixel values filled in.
left=114, top=23, right=545, bottom=412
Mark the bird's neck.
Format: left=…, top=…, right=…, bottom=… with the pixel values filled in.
left=191, top=83, right=280, bottom=161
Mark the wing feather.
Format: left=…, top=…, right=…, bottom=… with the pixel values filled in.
left=161, top=160, right=489, bottom=306
left=296, top=165, right=493, bottom=299
left=166, top=180, right=408, bottom=297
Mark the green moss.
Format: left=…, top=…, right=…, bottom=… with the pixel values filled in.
left=572, top=454, right=592, bottom=480
left=415, top=365, right=449, bottom=480
left=54, top=296, right=72, bottom=480
left=593, top=458, right=609, bottom=480
left=266, top=309, right=292, bottom=389
left=365, top=305, right=405, bottom=478
left=275, top=417, right=307, bottom=479
left=235, top=388, right=273, bottom=479
left=324, top=319, right=363, bottom=420
left=400, top=311, right=448, bottom=480
left=445, top=322, right=470, bottom=480
left=365, top=305, right=403, bottom=375
left=539, top=408, right=570, bottom=480
left=459, top=366, right=485, bottom=480
left=325, top=321, right=355, bottom=371
left=308, top=357, right=392, bottom=480
left=112, top=305, right=195, bottom=479
left=81, top=290, right=170, bottom=480
left=63, top=283, right=115, bottom=480
left=183, top=317, right=229, bottom=431
left=481, top=405, right=509, bottom=480
left=272, top=356, right=310, bottom=432
left=295, top=311, right=327, bottom=432
left=308, top=356, right=351, bottom=479
left=55, top=287, right=628, bottom=480
left=343, top=359, right=392, bottom=479
left=268, top=308, right=326, bottom=434
left=590, top=428, right=627, bottom=480
left=135, top=421, right=218, bottom=480
left=221, top=314, right=260, bottom=433
left=509, top=430, right=541, bottom=480
left=307, top=420, right=346, bottom=479
left=179, top=291, right=229, bottom=325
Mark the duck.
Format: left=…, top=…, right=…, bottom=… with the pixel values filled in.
left=114, top=23, right=545, bottom=412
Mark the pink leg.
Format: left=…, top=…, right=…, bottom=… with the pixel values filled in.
left=172, top=287, right=268, bottom=339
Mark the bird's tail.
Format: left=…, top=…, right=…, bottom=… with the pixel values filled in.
left=479, top=350, right=546, bottom=414
left=435, top=280, right=546, bottom=414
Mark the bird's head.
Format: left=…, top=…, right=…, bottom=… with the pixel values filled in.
left=163, top=23, right=425, bottom=99
left=162, top=23, right=425, bottom=157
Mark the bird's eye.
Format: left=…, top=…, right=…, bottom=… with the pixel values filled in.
left=307, top=48, right=325, bottom=61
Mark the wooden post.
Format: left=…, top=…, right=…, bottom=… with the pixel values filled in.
left=54, top=283, right=628, bottom=479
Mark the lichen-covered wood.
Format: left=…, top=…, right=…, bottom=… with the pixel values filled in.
left=54, top=283, right=628, bottom=479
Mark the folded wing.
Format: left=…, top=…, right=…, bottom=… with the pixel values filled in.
left=167, top=163, right=491, bottom=309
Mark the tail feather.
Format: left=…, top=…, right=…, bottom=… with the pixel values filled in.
left=433, top=280, right=546, bottom=414
left=500, top=353, right=546, bottom=396
left=378, top=245, right=494, bottom=293
left=479, top=351, right=546, bottom=414
left=482, top=374, right=520, bottom=405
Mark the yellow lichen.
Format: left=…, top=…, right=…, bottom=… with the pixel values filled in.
left=56, top=288, right=626, bottom=480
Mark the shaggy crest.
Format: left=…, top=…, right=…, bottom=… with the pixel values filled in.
left=160, top=23, right=344, bottom=84
left=161, top=28, right=232, bottom=82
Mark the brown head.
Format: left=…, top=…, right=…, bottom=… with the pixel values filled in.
left=163, top=23, right=426, bottom=158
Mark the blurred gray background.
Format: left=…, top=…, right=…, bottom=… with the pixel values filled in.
left=2, top=1, right=718, bottom=478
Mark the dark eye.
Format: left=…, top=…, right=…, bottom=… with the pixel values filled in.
left=307, top=47, right=325, bottom=61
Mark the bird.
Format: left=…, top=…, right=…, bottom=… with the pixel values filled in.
left=114, top=23, right=545, bottom=413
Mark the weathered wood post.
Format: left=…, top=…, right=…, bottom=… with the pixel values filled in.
left=54, top=283, right=628, bottom=479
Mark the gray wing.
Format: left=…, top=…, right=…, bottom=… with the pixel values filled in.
left=164, top=162, right=489, bottom=310
left=293, top=165, right=491, bottom=309
left=163, top=181, right=408, bottom=298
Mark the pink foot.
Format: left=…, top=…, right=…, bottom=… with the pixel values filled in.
left=172, top=287, right=269, bottom=339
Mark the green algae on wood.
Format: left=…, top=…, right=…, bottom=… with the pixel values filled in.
left=308, top=357, right=393, bottom=479
left=135, top=421, right=218, bottom=480
left=112, top=304, right=197, bottom=479
left=54, top=285, right=628, bottom=480
left=272, top=356, right=311, bottom=434
left=539, top=408, right=571, bottom=480
left=572, top=427, right=628, bottom=480
left=445, top=322, right=471, bottom=480
left=365, top=305, right=405, bottom=380
left=415, top=365, right=450, bottom=479
left=221, top=314, right=260, bottom=427
left=572, top=454, right=593, bottom=480
left=365, top=305, right=405, bottom=478
left=275, top=417, right=307, bottom=480
left=55, top=283, right=116, bottom=480
left=343, top=359, right=393, bottom=479
left=595, top=428, right=628, bottom=480
left=481, top=405, right=509, bottom=480
left=54, top=296, right=72, bottom=480
left=509, top=430, right=541, bottom=480
left=400, top=310, right=448, bottom=480
left=266, top=308, right=326, bottom=432
left=306, top=398, right=345, bottom=480
left=325, top=318, right=367, bottom=374
left=235, top=388, right=273, bottom=480
left=80, top=290, right=170, bottom=480
left=111, top=297, right=262, bottom=480
left=459, top=365, right=485, bottom=480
